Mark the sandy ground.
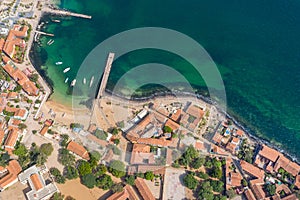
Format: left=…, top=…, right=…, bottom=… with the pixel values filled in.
left=57, top=178, right=109, bottom=200
left=0, top=182, right=28, bottom=200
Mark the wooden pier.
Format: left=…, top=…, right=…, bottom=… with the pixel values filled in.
left=97, top=53, right=115, bottom=99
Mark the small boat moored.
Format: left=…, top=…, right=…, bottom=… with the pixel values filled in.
left=83, top=78, right=86, bottom=84
left=64, top=77, right=69, bottom=83
left=63, top=67, right=70, bottom=73
left=56, top=61, right=63, bottom=65
left=70, top=79, right=76, bottom=87
left=89, top=76, right=94, bottom=87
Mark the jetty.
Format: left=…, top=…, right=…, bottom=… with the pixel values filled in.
left=34, top=30, right=54, bottom=37
left=96, top=53, right=115, bottom=99
left=43, top=7, right=92, bottom=19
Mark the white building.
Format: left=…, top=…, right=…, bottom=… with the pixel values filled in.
left=18, top=165, right=58, bottom=200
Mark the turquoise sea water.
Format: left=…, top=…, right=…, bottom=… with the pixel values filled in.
left=30, top=0, right=300, bottom=158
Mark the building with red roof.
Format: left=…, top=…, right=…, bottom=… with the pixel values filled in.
left=67, top=141, right=90, bottom=160
left=240, top=160, right=265, bottom=179
left=0, top=160, right=22, bottom=191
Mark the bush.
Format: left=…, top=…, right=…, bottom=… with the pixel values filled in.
left=111, top=183, right=124, bottom=193
left=125, top=175, right=136, bottom=186
left=145, top=171, right=154, bottom=180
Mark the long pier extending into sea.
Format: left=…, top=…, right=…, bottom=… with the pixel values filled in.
left=43, top=6, right=92, bottom=19
left=97, top=53, right=115, bottom=99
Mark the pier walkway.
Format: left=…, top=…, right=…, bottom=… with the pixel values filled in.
left=97, top=53, right=115, bottom=99
left=34, top=30, right=54, bottom=37
left=43, top=7, right=92, bottom=19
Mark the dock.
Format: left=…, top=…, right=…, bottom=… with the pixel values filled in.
left=97, top=53, right=115, bottom=99
left=34, top=30, right=54, bottom=37
left=43, top=7, right=92, bottom=19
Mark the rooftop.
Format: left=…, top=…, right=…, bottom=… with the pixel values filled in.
left=67, top=141, right=90, bottom=160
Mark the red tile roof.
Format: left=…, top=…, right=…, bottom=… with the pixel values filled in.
left=251, top=184, right=266, bottom=200
left=165, top=119, right=180, bottom=131
left=274, top=155, right=300, bottom=176
left=244, top=189, right=256, bottom=200
left=259, top=145, right=280, bottom=162
left=240, top=160, right=265, bottom=179
left=67, top=141, right=90, bottom=160
left=0, top=160, right=22, bottom=190
left=295, top=175, right=300, bottom=189
left=107, top=185, right=139, bottom=200
left=4, top=126, right=19, bottom=151
left=30, top=173, right=43, bottom=191
left=135, top=178, right=155, bottom=200
left=281, top=194, right=298, bottom=200
left=39, top=125, right=49, bottom=136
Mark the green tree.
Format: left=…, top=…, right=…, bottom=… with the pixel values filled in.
left=90, top=151, right=101, bottom=161
left=13, top=143, right=28, bottom=156
left=190, top=157, right=205, bottom=169
left=242, top=179, right=248, bottom=187
left=96, top=174, right=114, bottom=190
left=197, top=171, right=209, bottom=180
left=210, top=166, right=222, bottom=179
left=50, top=192, right=64, bottom=200
left=95, top=164, right=107, bottom=176
left=210, top=180, right=224, bottom=193
left=183, top=174, right=198, bottom=190
left=50, top=168, right=66, bottom=184
left=226, top=188, right=236, bottom=199
left=114, top=139, right=120, bottom=145
left=81, top=174, right=96, bottom=189
left=163, top=126, right=173, bottom=133
left=109, top=160, right=126, bottom=178
left=109, top=127, right=119, bottom=135
left=58, top=148, right=75, bottom=166
left=125, top=175, right=136, bottom=186
left=60, top=134, right=69, bottom=147
left=78, top=160, right=92, bottom=176
left=145, top=171, right=154, bottom=180
left=0, top=152, right=10, bottom=167
left=65, top=166, right=79, bottom=180
left=18, top=123, right=27, bottom=130
left=111, top=183, right=124, bottom=193
left=40, top=143, right=54, bottom=156
left=265, top=184, right=276, bottom=196
left=65, top=196, right=76, bottom=200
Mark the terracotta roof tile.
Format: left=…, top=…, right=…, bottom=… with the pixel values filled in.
left=135, top=178, right=155, bottom=200
left=240, top=160, right=265, bottom=179
left=259, top=145, right=280, bottom=162
left=67, top=141, right=90, bottom=160
left=30, top=173, right=43, bottom=191
left=244, top=189, right=256, bottom=200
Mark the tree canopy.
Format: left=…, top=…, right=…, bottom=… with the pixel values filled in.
left=81, top=174, right=96, bottom=189
left=78, top=160, right=92, bottom=176
left=183, top=173, right=198, bottom=190
left=109, top=160, right=126, bottom=178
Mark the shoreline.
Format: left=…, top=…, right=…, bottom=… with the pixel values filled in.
left=26, top=5, right=299, bottom=163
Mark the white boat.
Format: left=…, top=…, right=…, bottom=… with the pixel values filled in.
left=89, top=76, right=94, bottom=87
left=55, top=62, right=63, bottom=65
left=70, top=79, right=76, bottom=87
left=83, top=78, right=86, bottom=84
left=63, top=67, right=70, bottom=73
left=47, top=39, right=54, bottom=45
left=64, top=77, right=69, bottom=83
left=48, top=40, right=54, bottom=45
